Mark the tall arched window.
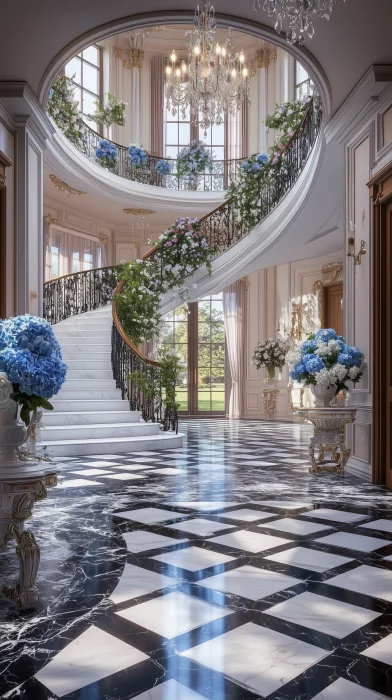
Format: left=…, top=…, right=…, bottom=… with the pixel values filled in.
left=65, top=45, right=102, bottom=131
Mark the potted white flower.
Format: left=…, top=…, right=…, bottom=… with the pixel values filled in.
left=252, top=338, right=290, bottom=381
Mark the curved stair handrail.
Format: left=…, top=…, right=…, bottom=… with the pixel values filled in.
left=59, top=118, right=247, bottom=192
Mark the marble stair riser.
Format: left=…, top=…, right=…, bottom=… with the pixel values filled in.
left=50, top=399, right=131, bottom=412
left=59, top=344, right=111, bottom=353
left=66, top=370, right=115, bottom=380
left=64, top=360, right=111, bottom=370
left=61, top=352, right=111, bottom=362
left=43, top=410, right=142, bottom=426
left=55, top=390, right=121, bottom=400
left=56, top=319, right=112, bottom=327
left=57, top=379, right=117, bottom=391
left=42, top=422, right=161, bottom=441
left=44, top=433, right=183, bottom=457
left=54, top=330, right=113, bottom=338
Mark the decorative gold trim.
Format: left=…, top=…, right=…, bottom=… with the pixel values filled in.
left=123, top=208, right=155, bottom=216
left=43, top=214, right=58, bottom=225
left=290, top=302, right=303, bottom=341
left=98, top=233, right=110, bottom=244
left=262, top=387, right=279, bottom=419
left=321, top=261, right=343, bottom=282
left=116, top=47, right=144, bottom=68
left=255, top=47, right=277, bottom=68
left=49, top=174, right=86, bottom=196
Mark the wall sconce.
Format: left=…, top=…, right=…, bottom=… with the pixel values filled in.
left=347, top=221, right=366, bottom=266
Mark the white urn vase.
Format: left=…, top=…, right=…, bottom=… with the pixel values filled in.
left=311, top=384, right=337, bottom=408
left=0, top=373, right=29, bottom=469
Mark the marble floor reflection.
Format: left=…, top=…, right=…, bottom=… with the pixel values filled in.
left=2, top=419, right=392, bottom=699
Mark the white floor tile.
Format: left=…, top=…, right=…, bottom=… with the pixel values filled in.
left=56, top=479, right=104, bottom=488
left=132, top=679, right=208, bottom=700
left=265, top=546, right=354, bottom=572
left=250, top=500, right=310, bottom=510
left=327, top=564, right=392, bottom=602
left=100, top=473, right=144, bottom=481
left=265, top=591, right=380, bottom=638
left=34, top=625, right=148, bottom=697
left=361, top=632, right=392, bottom=665
left=116, top=591, right=232, bottom=638
left=360, top=519, right=392, bottom=534
left=165, top=518, right=236, bottom=537
left=84, top=460, right=123, bottom=467
left=112, top=464, right=157, bottom=471
left=310, top=677, right=390, bottom=699
left=71, top=469, right=114, bottom=476
left=126, top=457, right=162, bottom=463
left=197, top=564, right=299, bottom=600
left=315, top=532, right=389, bottom=552
left=221, top=508, right=277, bottom=522
left=278, top=458, right=309, bottom=464
left=148, top=468, right=186, bottom=475
left=236, top=460, right=278, bottom=467
left=123, top=531, right=188, bottom=554
left=302, top=508, right=367, bottom=524
left=209, top=530, right=292, bottom=554
left=168, top=501, right=241, bottom=510
left=261, top=518, right=333, bottom=536
left=114, top=508, right=188, bottom=525
left=109, top=563, right=176, bottom=604
left=180, top=621, right=328, bottom=697
left=152, top=546, right=235, bottom=571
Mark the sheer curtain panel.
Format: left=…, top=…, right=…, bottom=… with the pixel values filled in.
left=223, top=278, right=248, bottom=419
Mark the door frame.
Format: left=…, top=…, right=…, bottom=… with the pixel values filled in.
left=0, top=150, right=13, bottom=319
left=368, top=161, right=392, bottom=484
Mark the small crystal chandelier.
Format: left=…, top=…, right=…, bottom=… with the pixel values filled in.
left=254, top=0, right=346, bottom=44
left=165, top=1, right=250, bottom=135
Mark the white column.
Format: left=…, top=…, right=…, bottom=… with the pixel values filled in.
left=130, top=67, right=141, bottom=145
left=258, top=65, right=269, bottom=153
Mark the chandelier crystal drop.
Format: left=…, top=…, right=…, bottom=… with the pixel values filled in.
left=254, top=0, right=346, bottom=44
left=164, top=1, right=250, bottom=135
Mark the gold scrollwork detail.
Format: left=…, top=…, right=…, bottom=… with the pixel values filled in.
left=49, top=175, right=86, bottom=196
left=116, top=47, right=144, bottom=68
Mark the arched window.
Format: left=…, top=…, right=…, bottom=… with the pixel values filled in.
left=65, top=45, right=102, bottom=131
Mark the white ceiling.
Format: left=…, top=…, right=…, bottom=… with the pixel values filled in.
left=0, top=0, right=391, bottom=114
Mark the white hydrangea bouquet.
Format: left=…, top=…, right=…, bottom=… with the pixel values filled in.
left=287, top=329, right=364, bottom=403
left=252, top=338, right=290, bottom=380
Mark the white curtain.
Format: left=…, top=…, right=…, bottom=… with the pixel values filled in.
left=223, top=278, right=248, bottom=419
left=45, top=227, right=107, bottom=281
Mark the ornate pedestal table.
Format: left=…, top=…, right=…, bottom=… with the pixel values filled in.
left=295, top=407, right=357, bottom=475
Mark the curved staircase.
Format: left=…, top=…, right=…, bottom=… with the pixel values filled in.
left=40, top=306, right=183, bottom=456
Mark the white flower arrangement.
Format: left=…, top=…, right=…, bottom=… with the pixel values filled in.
left=252, top=338, right=290, bottom=379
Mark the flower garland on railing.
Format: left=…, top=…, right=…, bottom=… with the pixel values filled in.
left=128, top=346, right=183, bottom=419
left=128, top=143, right=148, bottom=168
left=87, top=93, right=126, bottom=128
left=47, top=74, right=84, bottom=147
left=95, top=139, right=118, bottom=170
left=155, top=159, right=172, bottom=175
left=0, top=315, right=67, bottom=425
left=226, top=96, right=313, bottom=231
left=116, top=217, right=216, bottom=346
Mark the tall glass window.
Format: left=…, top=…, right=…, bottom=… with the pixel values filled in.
left=66, top=45, right=101, bottom=131
left=198, top=121, right=225, bottom=161
left=197, top=293, right=225, bottom=412
left=295, top=61, right=314, bottom=100
left=161, top=304, right=189, bottom=412
left=164, top=101, right=191, bottom=161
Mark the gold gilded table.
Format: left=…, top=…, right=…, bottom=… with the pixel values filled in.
left=295, top=407, right=357, bottom=475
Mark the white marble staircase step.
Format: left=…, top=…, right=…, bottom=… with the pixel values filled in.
left=55, top=329, right=112, bottom=338
left=60, top=343, right=111, bottom=353
left=64, top=360, right=111, bottom=370
left=42, top=421, right=160, bottom=441
left=50, top=399, right=130, bottom=412
left=57, top=318, right=112, bottom=326
left=43, top=410, right=141, bottom=426
left=42, top=432, right=184, bottom=457
left=66, top=370, right=114, bottom=380
left=61, top=352, right=111, bottom=362
left=58, top=379, right=117, bottom=391
left=56, top=389, right=121, bottom=400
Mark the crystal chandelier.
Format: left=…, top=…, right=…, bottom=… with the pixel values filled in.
left=164, top=1, right=250, bottom=135
left=254, top=0, right=346, bottom=44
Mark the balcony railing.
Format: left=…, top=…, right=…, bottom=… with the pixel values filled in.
left=70, top=121, right=245, bottom=192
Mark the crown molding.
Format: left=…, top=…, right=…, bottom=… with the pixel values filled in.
left=325, top=65, right=392, bottom=145
left=0, top=81, right=54, bottom=146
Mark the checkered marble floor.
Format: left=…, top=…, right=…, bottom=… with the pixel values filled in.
left=2, top=419, right=392, bottom=699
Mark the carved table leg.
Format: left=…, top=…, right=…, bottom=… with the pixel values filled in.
left=1, top=524, right=41, bottom=609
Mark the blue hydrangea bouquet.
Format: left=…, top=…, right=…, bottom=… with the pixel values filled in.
left=177, top=140, right=213, bottom=178
left=287, top=329, right=364, bottom=394
left=0, top=315, right=67, bottom=425
left=95, top=139, right=118, bottom=170
left=128, top=143, right=148, bottom=168
left=155, top=158, right=172, bottom=175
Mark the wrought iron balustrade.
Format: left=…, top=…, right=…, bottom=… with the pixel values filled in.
left=43, top=265, right=123, bottom=325
left=65, top=120, right=245, bottom=191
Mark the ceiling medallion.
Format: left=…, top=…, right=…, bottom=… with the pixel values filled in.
left=123, top=208, right=155, bottom=216
left=164, top=1, right=251, bottom=135
left=254, top=0, right=346, bottom=44
left=49, top=174, right=86, bottom=196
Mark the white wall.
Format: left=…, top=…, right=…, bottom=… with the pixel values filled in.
left=243, top=250, right=344, bottom=421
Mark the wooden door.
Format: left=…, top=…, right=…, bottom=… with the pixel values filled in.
left=324, top=282, right=343, bottom=336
